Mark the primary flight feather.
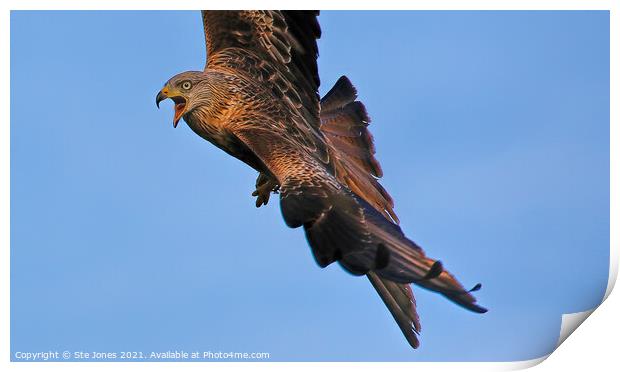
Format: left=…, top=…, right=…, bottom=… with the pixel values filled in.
left=156, top=10, right=486, bottom=349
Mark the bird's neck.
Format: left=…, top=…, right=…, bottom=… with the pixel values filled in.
left=183, top=71, right=242, bottom=148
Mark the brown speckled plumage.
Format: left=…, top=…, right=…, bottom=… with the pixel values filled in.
left=156, top=10, right=486, bottom=349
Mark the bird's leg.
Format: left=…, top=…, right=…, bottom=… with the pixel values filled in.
left=252, top=172, right=280, bottom=207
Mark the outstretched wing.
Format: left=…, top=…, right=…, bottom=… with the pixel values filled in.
left=320, top=76, right=423, bottom=347
left=201, top=10, right=328, bottom=163
left=231, top=123, right=487, bottom=312
left=320, top=76, right=399, bottom=223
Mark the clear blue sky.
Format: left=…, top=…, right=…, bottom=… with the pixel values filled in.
left=11, top=11, right=609, bottom=362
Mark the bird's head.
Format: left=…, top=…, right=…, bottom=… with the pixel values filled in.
left=156, top=71, right=205, bottom=127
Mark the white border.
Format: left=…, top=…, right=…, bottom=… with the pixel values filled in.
left=2, top=1, right=616, bottom=371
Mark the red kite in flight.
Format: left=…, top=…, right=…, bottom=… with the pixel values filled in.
left=156, top=10, right=486, bottom=349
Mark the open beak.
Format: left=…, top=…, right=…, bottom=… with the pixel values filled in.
left=155, top=87, right=187, bottom=128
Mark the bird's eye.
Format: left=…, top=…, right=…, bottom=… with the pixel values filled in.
left=181, top=81, right=192, bottom=90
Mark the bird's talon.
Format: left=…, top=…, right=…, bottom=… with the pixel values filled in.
left=252, top=173, right=279, bottom=208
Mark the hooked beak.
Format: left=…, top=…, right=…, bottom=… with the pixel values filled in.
left=155, top=87, right=187, bottom=128
left=155, top=90, right=166, bottom=109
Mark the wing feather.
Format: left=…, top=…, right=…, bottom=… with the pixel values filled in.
left=320, top=76, right=398, bottom=223
left=202, top=10, right=328, bottom=163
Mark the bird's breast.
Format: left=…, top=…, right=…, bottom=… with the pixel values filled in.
left=185, top=112, right=229, bottom=148
left=184, top=110, right=266, bottom=173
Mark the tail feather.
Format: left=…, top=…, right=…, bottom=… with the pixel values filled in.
left=368, top=272, right=421, bottom=349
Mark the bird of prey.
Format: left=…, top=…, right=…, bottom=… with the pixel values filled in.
left=156, top=10, right=486, bottom=349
